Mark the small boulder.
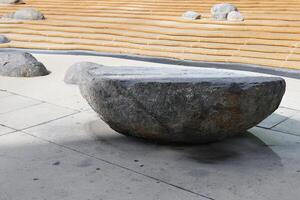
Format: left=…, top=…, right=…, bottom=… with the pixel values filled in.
left=64, top=62, right=102, bottom=85
left=0, top=35, right=9, bottom=43
left=211, top=3, right=238, bottom=20
left=0, top=51, right=49, bottom=77
left=3, top=8, right=45, bottom=20
left=227, top=11, right=244, bottom=22
left=0, top=0, right=24, bottom=4
left=182, top=11, right=201, bottom=20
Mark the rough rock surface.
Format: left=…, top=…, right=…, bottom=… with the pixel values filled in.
left=0, top=35, right=9, bottom=43
left=0, top=51, right=49, bottom=77
left=0, top=0, right=23, bottom=4
left=182, top=11, right=201, bottom=20
left=211, top=3, right=238, bottom=20
left=3, top=8, right=45, bottom=20
left=64, top=62, right=102, bottom=85
left=227, top=11, right=244, bottom=21
left=80, top=65, right=286, bottom=144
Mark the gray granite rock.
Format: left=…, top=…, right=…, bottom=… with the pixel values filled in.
left=0, top=0, right=23, bottom=4
left=0, top=51, right=49, bottom=77
left=182, top=11, right=201, bottom=20
left=3, top=8, right=45, bottom=20
left=64, top=62, right=103, bottom=85
left=79, top=66, right=285, bottom=144
left=227, top=11, right=244, bottom=22
left=0, top=35, right=9, bottom=43
left=211, top=3, right=238, bottom=20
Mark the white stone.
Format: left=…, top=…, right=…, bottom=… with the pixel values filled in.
left=227, top=11, right=244, bottom=21
left=3, top=8, right=45, bottom=20
left=211, top=3, right=238, bottom=20
left=182, top=11, right=201, bottom=20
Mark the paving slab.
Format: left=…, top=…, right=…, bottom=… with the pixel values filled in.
left=0, top=90, right=13, bottom=98
left=0, top=94, right=42, bottom=114
left=25, top=111, right=300, bottom=200
left=280, top=77, right=300, bottom=110
left=0, top=132, right=204, bottom=200
left=272, top=113, right=300, bottom=136
left=258, top=107, right=299, bottom=129
left=0, top=103, right=78, bottom=130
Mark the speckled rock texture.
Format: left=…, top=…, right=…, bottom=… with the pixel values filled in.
left=80, top=66, right=286, bottom=144
left=64, top=62, right=103, bottom=85
left=211, top=3, right=238, bottom=20
left=0, top=35, right=9, bottom=43
left=0, top=0, right=23, bottom=4
left=0, top=51, right=49, bottom=77
left=182, top=11, right=201, bottom=20
left=3, top=8, right=45, bottom=20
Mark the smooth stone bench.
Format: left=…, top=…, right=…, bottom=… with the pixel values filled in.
left=79, top=64, right=286, bottom=144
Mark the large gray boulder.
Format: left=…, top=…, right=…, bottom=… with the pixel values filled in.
left=0, top=0, right=24, bottom=4
left=3, top=8, right=45, bottom=20
left=0, top=35, right=9, bottom=43
left=0, top=51, right=49, bottom=77
left=64, top=62, right=103, bottom=85
left=211, top=3, right=238, bottom=20
left=79, top=65, right=285, bottom=144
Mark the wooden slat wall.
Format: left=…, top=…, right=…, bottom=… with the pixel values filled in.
left=0, top=0, right=299, bottom=69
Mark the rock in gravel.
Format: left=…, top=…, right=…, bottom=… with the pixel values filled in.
left=3, top=8, right=45, bottom=20
left=0, top=0, right=24, bottom=4
left=182, top=11, right=201, bottom=20
left=0, top=35, right=9, bottom=43
left=64, top=62, right=103, bottom=85
left=0, top=51, right=49, bottom=77
left=79, top=65, right=286, bottom=144
left=227, top=11, right=244, bottom=21
left=211, top=3, right=238, bottom=20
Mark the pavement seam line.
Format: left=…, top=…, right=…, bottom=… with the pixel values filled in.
left=17, top=111, right=81, bottom=132
left=1, top=89, right=82, bottom=112
left=0, top=102, right=44, bottom=115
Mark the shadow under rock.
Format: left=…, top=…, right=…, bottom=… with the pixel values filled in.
left=86, top=120, right=283, bottom=168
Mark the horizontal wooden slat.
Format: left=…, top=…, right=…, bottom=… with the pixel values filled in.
left=0, top=0, right=299, bottom=70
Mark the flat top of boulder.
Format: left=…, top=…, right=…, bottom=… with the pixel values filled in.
left=83, top=65, right=282, bottom=83
left=64, top=62, right=103, bottom=84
